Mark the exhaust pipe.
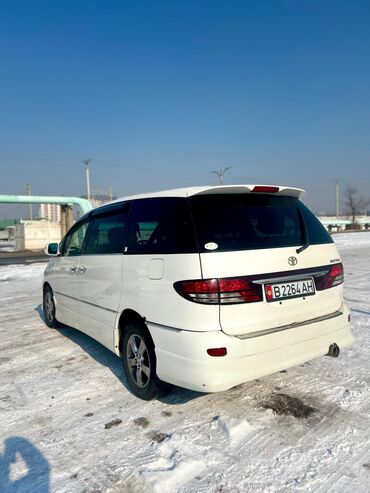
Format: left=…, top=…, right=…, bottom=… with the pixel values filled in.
left=326, top=343, right=340, bottom=358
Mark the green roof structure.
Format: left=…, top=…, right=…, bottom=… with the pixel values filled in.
left=0, top=219, right=20, bottom=228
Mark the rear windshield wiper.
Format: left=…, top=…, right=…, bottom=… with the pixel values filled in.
left=296, top=208, right=309, bottom=254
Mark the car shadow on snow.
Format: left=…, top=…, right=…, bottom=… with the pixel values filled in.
left=34, top=304, right=203, bottom=405
left=157, top=387, right=202, bottom=405
left=0, top=436, right=50, bottom=493
left=34, top=304, right=130, bottom=390
left=351, top=307, right=370, bottom=316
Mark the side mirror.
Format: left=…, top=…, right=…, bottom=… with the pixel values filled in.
left=45, top=242, right=60, bottom=256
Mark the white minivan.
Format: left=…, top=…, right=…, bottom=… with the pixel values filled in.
left=43, top=185, right=354, bottom=400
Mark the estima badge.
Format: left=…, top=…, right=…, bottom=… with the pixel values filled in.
left=288, top=256, right=298, bottom=266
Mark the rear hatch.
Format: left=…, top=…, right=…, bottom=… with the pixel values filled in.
left=189, top=186, right=343, bottom=337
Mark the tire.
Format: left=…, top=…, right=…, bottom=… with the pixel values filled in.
left=43, top=285, right=59, bottom=328
left=122, top=321, right=172, bottom=400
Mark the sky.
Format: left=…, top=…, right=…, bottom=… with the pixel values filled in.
left=1, top=0, right=370, bottom=217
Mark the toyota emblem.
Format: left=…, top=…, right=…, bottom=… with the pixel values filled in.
left=288, top=256, right=298, bottom=266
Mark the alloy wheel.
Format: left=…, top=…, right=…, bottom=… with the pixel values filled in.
left=126, top=334, right=151, bottom=388
left=44, top=291, right=55, bottom=323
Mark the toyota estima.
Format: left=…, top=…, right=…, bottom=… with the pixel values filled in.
left=43, top=185, right=354, bottom=400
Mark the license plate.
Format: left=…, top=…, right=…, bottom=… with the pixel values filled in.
left=264, top=278, right=315, bottom=302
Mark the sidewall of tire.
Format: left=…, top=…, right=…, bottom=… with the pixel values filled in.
left=122, top=322, right=167, bottom=400
left=43, top=286, right=58, bottom=328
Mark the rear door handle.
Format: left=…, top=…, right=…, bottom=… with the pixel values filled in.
left=78, top=265, right=87, bottom=274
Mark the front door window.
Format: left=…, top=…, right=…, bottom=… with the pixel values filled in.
left=63, top=222, right=88, bottom=257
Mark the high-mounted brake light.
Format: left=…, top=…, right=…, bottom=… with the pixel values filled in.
left=174, top=277, right=263, bottom=304
left=252, top=186, right=279, bottom=193
left=315, top=263, right=344, bottom=290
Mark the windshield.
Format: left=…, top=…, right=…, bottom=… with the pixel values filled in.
left=190, top=193, right=333, bottom=253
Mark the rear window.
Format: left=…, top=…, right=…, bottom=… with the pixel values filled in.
left=190, top=194, right=333, bottom=253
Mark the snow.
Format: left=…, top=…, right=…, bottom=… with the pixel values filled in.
left=0, top=233, right=370, bottom=493
left=333, top=231, right=370, bottom=250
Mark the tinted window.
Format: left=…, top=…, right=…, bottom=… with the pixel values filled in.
left=127, top=198, right=197, bottom=254
left=299, top=202, right=334, bottom=245
left=85, top=211, right=127, bottom=254
left=190, top=194, right=332, bottom=253
left=62, top=221, right=89, bottom=256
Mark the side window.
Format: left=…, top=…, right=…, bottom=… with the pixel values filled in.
left=62, top=222, right=88, bottom=257
left=127, top=198, right=197, bottom=254
left=136, top=222, right=159, bottom=241
left=85, top=211, right=127, bottom=255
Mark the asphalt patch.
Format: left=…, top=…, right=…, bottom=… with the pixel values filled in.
left=262, top=393, right=316, bottom=418
left=104, top=418, right=122, bottom=429
left=146, top=431, right=169, bottom=443
left=160, top=410, right=172, bottom=417
left=134, top=417, right=150, bottom=428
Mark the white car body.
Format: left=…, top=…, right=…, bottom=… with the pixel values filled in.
left=43, top=185, right=354, bottom=393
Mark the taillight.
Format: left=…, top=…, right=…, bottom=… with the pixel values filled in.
left=219, top=278, right=262, bottom=303
left=174, top=279, right=219, bottom=304
left=174, top=277, right=263, bottom=304
left=315, top=263, right=344, bottom=290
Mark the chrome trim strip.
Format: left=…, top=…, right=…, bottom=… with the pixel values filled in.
left=54, top=290, right=117, bottom=314
left=235, top=310, right=343, bottom=340
left=253, top=270, right=328, bottom=284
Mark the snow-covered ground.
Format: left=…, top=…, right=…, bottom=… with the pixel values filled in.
left=0, top=232, right=369, bottom=493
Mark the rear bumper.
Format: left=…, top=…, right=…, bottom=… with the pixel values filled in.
left=148, top=303, right=354, bottom=393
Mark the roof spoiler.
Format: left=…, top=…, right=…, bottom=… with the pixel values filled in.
left=189, top=185, right=305, bottom=199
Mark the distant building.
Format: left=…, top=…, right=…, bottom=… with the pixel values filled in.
left=14, top=219, right=61, bottom=251
left=0, top=219, right=19, bottom=241
left=80, top=194, right=117, bottom=210
left=39, top=203, right=61, bottom=223
left=318, top=215, right=370, bottom=232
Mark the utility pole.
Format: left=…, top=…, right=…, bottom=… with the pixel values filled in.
left=83, top=159, right=92, bottom=201
left=27, top=184, right=32, bottom=221
left=212, top=166, right=233, bottom=185
left=335, top=180, right=340, bottom=217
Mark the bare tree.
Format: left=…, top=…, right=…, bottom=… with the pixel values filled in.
left=345, top=186, right=368, bottom=223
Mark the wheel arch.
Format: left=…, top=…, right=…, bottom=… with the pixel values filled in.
left=43, top=281, right=52, bottom=292
left=117, top=309, right=151, bottom=354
